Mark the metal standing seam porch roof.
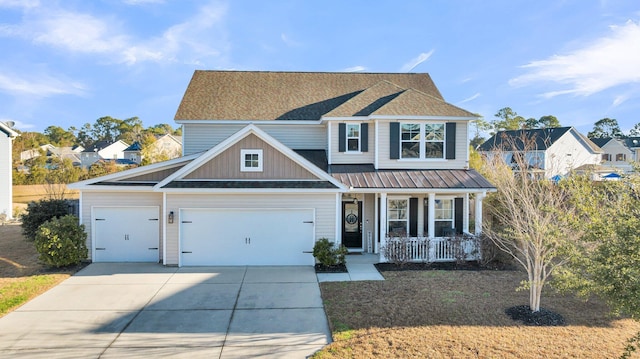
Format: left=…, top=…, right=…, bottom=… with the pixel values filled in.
left=331, top=169, right=495, bottom=190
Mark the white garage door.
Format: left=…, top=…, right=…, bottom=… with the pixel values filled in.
left=180, top=208, right=315, bottom=266
left=93, top=207, right=160, bottom=262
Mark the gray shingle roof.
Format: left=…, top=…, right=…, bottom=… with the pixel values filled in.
left=174, top=71, right=475, bottom=121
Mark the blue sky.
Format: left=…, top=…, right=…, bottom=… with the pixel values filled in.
left=1, top=0, right=639, bottom=136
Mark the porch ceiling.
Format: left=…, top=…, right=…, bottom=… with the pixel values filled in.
left=332, top=169, right=495, bottom=190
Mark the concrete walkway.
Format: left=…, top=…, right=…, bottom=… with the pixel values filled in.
left=0, top=263, right=331, bottom=358
left=316, top=253, right=385, bottom=282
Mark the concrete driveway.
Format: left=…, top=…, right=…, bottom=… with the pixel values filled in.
left=0, top=263, right=331, bottom=358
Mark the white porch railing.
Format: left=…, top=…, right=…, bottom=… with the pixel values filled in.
left=379, top=236, right=480, bottom=263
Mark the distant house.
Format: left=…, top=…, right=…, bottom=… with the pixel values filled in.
left=123, top=142, right=143, bottom=165
left=80, top=140, right=129, bottom=169
left=478, top=127, right=602, bottom=178
left=0, top=121, right=19, bottom=219
left=590, top=137, right=634, bottom=173
left=20, top=144, right=56, bottom=162
left=144, top=134, right=183, bottom=164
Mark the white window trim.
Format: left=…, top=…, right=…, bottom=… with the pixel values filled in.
left=345, top=123, right=361, bottom=153
left=240, top=149, right=263, bottom=172
left=399, top=122, right=446, bottom=160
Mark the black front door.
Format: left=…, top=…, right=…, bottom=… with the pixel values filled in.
left=342, top=201, right=362, bottom=248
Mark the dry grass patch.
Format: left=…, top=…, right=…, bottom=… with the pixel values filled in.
left=0, top=224, right=81, bottom=317
left=12, top=184, right=79, bottom=204
left=316, top=270, right=640, bottom=358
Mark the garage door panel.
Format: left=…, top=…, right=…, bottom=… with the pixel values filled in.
left=94, top=207, right=160, bottom=262
left=180, top=208, right=314, bottom=266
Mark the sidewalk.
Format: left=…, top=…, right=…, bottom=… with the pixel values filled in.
left=316, top=253, right=384, bottom=282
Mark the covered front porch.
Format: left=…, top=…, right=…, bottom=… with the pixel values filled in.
left=332, top=169, right=495, bottom=263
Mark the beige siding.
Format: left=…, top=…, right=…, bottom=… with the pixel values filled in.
left=124, top=165, right=187, bottom=182
left=81, top=192, right=163, bottom=260
left=184, top=134, right=318, bottom=180
left=377, top=120, right=469, bottom=170
left=330, top=122, right=376, bottom=164
left=183, top=123, right=326, bottom=155
left=164, top=193, right=337, bottom=265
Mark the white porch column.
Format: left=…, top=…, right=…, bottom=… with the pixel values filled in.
left=374, top=193, right=379, bottom=253
left=380, top=192, right=387, bottom=239
left=335, top=193, right=342, bottom=244
left=475, top=192, right=486, bottom=235
left=427, top=193, right=435, bottom=238
left=463, top=193, right=470, bottom=234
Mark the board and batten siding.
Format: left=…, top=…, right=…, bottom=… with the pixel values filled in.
left=377, top=120, right=469, bottom=170
left=81, top=192, right=163, bottom=260
left=164, top=193, right=337, bottom=265
left=185, top=134, right=317, bottom=180
left=183, top=123, right=327, bottom=155
left=0, top=134, right=12, bottom=218
left=330, top=122, right=375, bottom=164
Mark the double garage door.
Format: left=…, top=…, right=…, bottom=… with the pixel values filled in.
left=180, top=208, right=315, bottom=266
left=93, top=207, right=160, bottom=262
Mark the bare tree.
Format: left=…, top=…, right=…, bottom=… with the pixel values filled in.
left=480, top=135, right=581, bottom=312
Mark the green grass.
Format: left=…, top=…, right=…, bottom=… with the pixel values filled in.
left=0, top=275, right=65, bottom=315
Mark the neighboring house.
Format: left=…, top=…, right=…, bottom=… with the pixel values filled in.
left=0, top=121, right=19, bottom=219
left=590, top=137, right=634, bottom=173
left=20, top=144, right=56, bottom=162
left=80, top=140, right=129, bottom=169
left=123, top=142, right=143, bottom=164
left=148, top=133, right=182, bottom=161
left=69, top=71, right=495, bottom=266
left=478, top=127, right=602, bottom=178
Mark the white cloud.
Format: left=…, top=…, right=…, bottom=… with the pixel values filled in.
left=458, top=93, right=481, bottom=104
left=0, top=71, right=87, bottom=97
left=0, top=1, right=229, bottom=66
left=400, top=50, right=435, bottom=72
left=510, top=20, right=640, bottom=98
left=0, top=0, right=39, bottom=9
left=280, top=33, right=302, bottom=47
left=342, top=66, right=366, bottom=72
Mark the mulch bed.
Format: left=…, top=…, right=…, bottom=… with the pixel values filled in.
left=375, top=261, right=483, bottom=271
left=315, top=263, right=347, bottom=273
left=505, top=305, right=566, bottom=326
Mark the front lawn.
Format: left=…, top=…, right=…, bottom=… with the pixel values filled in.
left=0, top=224, right=80, bottom=317
left=316, top=269, right=640, bottom=358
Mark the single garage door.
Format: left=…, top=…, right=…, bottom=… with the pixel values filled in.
left=180, top=208, right=315, bottom=266
left=93, top=206, right=160, bottom=262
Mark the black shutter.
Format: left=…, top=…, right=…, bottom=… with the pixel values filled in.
left=409, top=198, right=418, bottom=237
left=455, top=198, right=463, bottom=234
left=446, top=122, right=456, bottom=159
left=390, top=122, right=400, bottom=159
left=361, top=123, right=368, bottom=152
left=338, top=123, right=346, bottom=152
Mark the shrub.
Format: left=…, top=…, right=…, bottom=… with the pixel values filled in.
left=22, top=199, right=69, bottom=241
left=313, top=238, right=348, bottom=266
left=34, top=215, right=87, bottom=268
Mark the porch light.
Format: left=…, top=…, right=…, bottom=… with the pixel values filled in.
left=353, top=197, right=358, bottom=204
left=168, top=211, right=174, bottom=224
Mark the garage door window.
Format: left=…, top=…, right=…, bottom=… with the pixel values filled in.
left=241, top=149, right=263, bottom=172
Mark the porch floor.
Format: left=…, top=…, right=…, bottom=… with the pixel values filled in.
left=317, top=253, right=384, bottom=282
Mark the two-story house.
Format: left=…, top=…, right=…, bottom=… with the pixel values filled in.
left=591, top=137, right=640, bottom=174
left=69, top=71, right=495, bottom=266
left=1, top=121, right=19, bottom=220
left=80, top=140, right=130, bottom=169
left=478, top=127, right=602, bottom=179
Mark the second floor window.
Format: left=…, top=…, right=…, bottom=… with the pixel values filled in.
left=602, top=153, right=612, bottom=162
left=346, top=124, right=360, bottom=152
left=616, top=153, right=626, bottom=161
left=240, top=149, right=263, bottom=172
left=401, top=123, right=445, bottom=159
